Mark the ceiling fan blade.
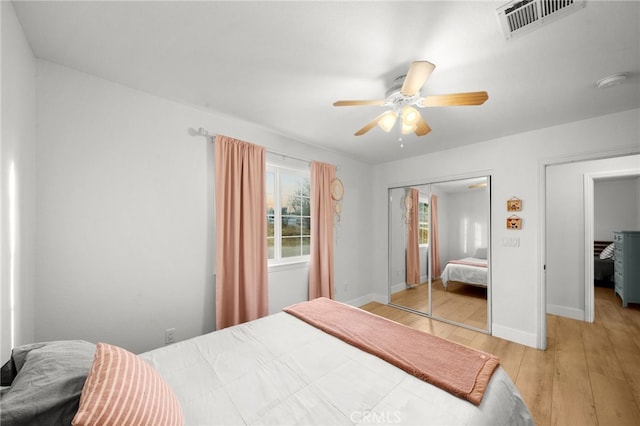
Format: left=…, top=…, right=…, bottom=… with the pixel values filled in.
left=354, top=111, right=397, bottom=136
left=415, top=116, right=431, bottom=136
left=401, top=61, right=436, bottom=96
left=420, top=91, right=489, bottom=107
left=333, top=100, right=386, bottom=107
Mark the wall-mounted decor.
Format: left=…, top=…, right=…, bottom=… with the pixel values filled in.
left=507, top=215, right=522, bottom=230
left=507, top=197, right=522, bottom=211
left=404, top=194, right=413, bottom=226
left=330, top=177, right=344, bottom=223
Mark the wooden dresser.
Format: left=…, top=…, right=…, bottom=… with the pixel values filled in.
left=613, top=231, right=640, bottom=307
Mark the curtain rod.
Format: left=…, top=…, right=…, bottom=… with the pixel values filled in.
left=196, top=127, right=311, bottom=165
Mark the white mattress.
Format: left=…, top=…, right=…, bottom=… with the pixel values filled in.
left=441, top=257, right=488, bottom=288
left=140, top=311, right=532, bottom=425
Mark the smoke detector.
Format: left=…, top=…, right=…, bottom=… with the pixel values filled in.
left=596, top=73, right=628, bottom=89
left=497, top=0, right=586, bottom=40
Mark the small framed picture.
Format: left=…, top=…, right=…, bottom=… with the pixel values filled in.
left=507, top=215, right=522, bottom=230
left=507, top=197, right=522, bottom=211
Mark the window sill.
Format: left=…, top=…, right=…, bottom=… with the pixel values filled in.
left=268, top=259, right=310, bottom=272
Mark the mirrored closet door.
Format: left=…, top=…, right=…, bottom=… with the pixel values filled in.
left=388, top=176, right=491, bottom=332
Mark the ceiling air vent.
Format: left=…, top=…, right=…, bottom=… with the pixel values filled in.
left=497, top=0, right=585, bottom=40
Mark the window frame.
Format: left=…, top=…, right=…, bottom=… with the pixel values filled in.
left=266, top=163, right=311, bottom=267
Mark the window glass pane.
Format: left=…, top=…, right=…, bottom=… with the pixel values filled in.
left=280, top=174, right=300, bottom=211
left=419, top=202, right=428, bottom=222
left=289, top=195, right=303, bottom=215
left=267, top=237, right=274, bottom=260
left=266, top=170, right=275, bottom=214
left=281, top=174, right=310, bottom=215
left=300, top=178, right=310, bottom=197
left=267, top=165, right=311, bottom=264
left=282, top=215, right=300, bottom=236
left=302, top=217, right=310, bottom=236
left=281, top=236, right=301, bottom=258
left=418, top=201, right=429, bottom=245
left=301, top=178, right=311, bottom=216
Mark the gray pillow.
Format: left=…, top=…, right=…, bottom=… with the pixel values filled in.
left=0, top=340, right=96, bottom=426
left=473, top=247, right=487, bottom=259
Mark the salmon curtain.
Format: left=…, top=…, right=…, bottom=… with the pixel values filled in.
left=214, top=135, right=268, bottom=329
left=406, top=188, right=420, bottom=286
left=309, top=161, right=336, bottom=299
left=430, top=194, right=441, bottom=278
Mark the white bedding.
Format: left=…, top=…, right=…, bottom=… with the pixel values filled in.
left=140, top=311, right=532, bottom=425
left=441, top=257, right=488, bottom=289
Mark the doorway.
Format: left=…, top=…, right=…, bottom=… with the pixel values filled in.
left=545, top=154, right=640, bottom=326
left=584, top=171, right=640, bottom=321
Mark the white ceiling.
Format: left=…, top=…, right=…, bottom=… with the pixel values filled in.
left=12, top=0, right=640, bottom=164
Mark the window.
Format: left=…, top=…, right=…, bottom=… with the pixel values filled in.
left=266, top=165, right=311, bottom=264
left=418, top=200, right=429, bottom=245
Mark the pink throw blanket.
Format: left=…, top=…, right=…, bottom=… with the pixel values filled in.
left=284, top=297, right=499, bottom=405
left=448, top=259, right=487, bottom=268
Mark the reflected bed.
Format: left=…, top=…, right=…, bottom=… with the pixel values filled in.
left=441, top=257, right=488, bottom=289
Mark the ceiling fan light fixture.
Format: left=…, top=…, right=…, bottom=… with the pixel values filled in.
left=333, top=60, right=488, bottom=139
left=378, top=111, right=399, bottom=132
left=468, top=182, right=487, bottom=189
left=401, top=106, right=420, bottom=126
left=401, top=122, right=418, bottom=134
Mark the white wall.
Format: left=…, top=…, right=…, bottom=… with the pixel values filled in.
left=372, top=108, right=640, bottom=348
left=389, top=187, right=407, bottom=292
left=1, top=1, right=36, bottom=361
left=34, top=60, right=373, bottom=353
left=437, top=188, right=487, bottom=266
left=594, top=177, right=640, bottom=240
left=546, top=155, right=640, bottom=320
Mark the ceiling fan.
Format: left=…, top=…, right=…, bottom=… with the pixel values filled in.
left=333, top=61, right=488, bottom=138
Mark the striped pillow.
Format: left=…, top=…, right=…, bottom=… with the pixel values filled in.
left=72, top=343, right=183, bottom=426
left=599, top=243, right=615, bottom=260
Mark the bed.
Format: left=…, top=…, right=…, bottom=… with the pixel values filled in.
left=441, top=257, right=488, bottom=289
left=1, top=298, right=533, bottom=426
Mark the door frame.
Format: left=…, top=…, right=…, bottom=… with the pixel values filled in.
left=538, top=149, right=639, bottom=350
left=583, top=168, right=640, bottom=322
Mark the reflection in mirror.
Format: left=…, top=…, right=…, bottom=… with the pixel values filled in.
left=388, top=176, right=490, bottom=332
left=431, top=177, right=490, bottom=331
left=388, top=186, right=431, bottom=313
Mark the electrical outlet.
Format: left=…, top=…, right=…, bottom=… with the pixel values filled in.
left=165, top=328, right=176, bottom=344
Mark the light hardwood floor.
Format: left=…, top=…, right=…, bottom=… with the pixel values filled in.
left=390, top=278, right=487, bottom=330
left=360, top=286, right=640, bottom=426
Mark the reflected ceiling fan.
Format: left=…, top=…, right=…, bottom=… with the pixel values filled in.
left=334, top=60, right=488, bottom=139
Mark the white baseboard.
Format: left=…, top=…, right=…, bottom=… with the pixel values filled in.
left=492, top=323, right=539, bottom=349
left=546, top=304, right=584, bottom=321
left=347, top=294, right=542, bottom=349
left=345, top=293, right=388, bottom=307
left=391, top=282, right=407, bottom=293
